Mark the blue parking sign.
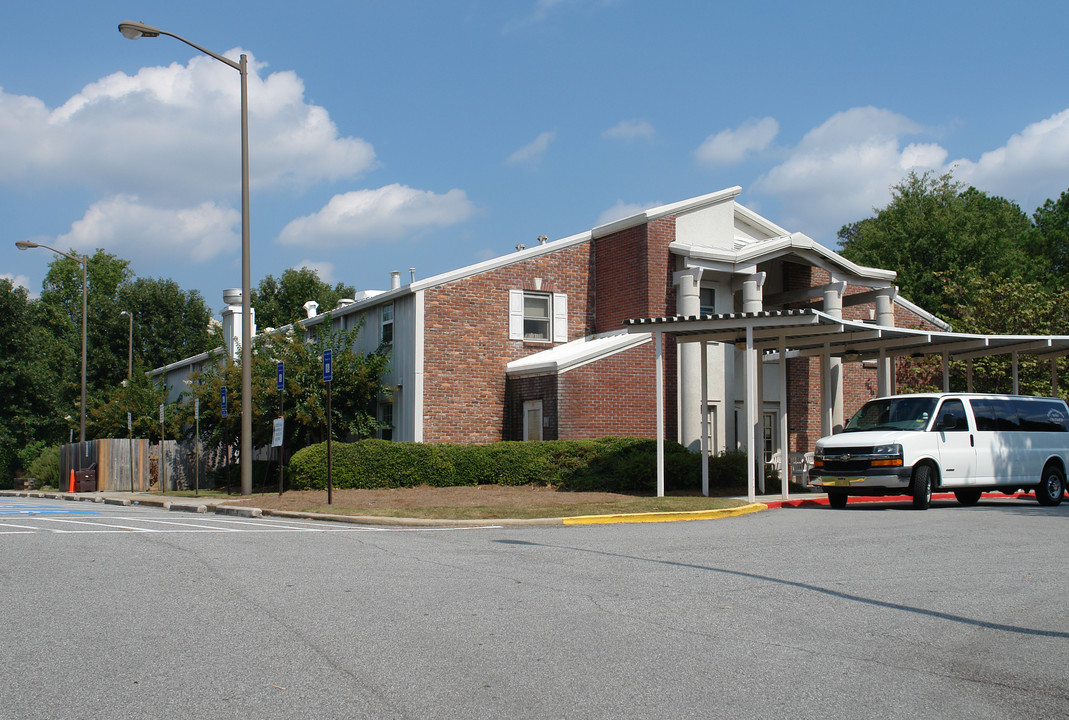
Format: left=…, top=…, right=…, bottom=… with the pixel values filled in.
left=323, top=349, right=333, bottom=382
left=220, top=386, right=228, bottom=418
left=277, top=361, right=285, bottom=390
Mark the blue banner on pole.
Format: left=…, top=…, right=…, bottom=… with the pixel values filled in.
left=221, top=386, right=228, bottom=418
left=277, top=361, right=285, bottom=390
left=322, top=349, right=333, bottom=383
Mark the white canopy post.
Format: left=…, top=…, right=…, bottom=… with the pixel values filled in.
left=779, top=336, right=789, bottom=500
left=746, top=325, right=757, bottom=503
left=1012, top=352, right=1020, bottom=395
left=656, top=330, right=665, bottom=498
left=942, top=352, right=950, bottom=392
left=700, top=340, right=710, bottom=497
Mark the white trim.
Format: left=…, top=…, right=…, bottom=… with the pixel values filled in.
left=413, top=289, right=425, bottom=443
left=552, top=293, right=568, bottom=343
left=506, top=330, right=652, bottom=377
left=508, top=289, right=524, bottom=340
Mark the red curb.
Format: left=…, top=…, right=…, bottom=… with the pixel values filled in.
left=765, top=491, right=1033, bottom=509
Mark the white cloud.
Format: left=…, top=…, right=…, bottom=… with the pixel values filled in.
left=603, top=119, right=655, bottom=142
left=506, top=131, right=556, bottom=166
left=753, top=107, right=939, bottom=239
left=292, top=260, right=337, bottom=285
left=0, top=52, right=375, bottom=202
left=278, top=184, right=476, bottom=247
left=695, top=117, right=779, bottom=167
left=54, top=194, right=239, bottom=265
left=951, top=108, right=1069, bottom=207
left=596, top=199, right=663, bottom=226
left=752, top=105, right=1069, bottom=241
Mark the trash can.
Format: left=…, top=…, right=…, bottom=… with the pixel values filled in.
left=74, top=465, right=97, bottom=493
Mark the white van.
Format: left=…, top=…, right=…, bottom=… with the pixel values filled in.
left=810, top=393, right=1069, bottom=510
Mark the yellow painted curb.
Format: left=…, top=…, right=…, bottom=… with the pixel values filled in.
left=562, top=502, right=768, bottom=525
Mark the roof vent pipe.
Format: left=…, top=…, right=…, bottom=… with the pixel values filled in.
left=390, top=271, right=401, bottom=289
left=303, top=300, right=319, bottom=318
left=516, top=243, right=526, bottom=252
left=410, top=267, right=416, bottom=283
left=538, top=235, right=547, bottom=245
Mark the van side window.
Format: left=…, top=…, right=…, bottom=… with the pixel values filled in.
left=1016, top=399, right=1069, bottom=432
left=970, top=399, right=1020, bottom=431
left=935, top=399, right=969, bottom=432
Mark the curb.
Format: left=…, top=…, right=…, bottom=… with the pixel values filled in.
left=563, top=503, right=768, bottom=525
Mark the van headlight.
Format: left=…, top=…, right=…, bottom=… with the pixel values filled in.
left=870, top=443, right=903, bottom=467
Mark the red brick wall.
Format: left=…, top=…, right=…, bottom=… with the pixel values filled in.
left=557, top=341, right=675, bottom=440
left=422, top=243, right=594, bottom=443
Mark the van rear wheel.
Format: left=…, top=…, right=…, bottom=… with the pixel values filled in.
left=912, top=465, right=933, bottom=510
left=953, top=489, right=982, bottom=506
left=1036, top=466, right=1065, bottom=506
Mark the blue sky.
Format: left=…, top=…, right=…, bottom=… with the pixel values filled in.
left=4, top=0, right=1068, bottom=315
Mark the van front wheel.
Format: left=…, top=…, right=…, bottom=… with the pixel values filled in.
left=912, top=465, right=933, bottom=510
left=1036, top=466, right=1065, bottom=506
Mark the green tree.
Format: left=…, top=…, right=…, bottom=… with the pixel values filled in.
left=1032, top=189, right=1069, bottom=283
left=86, top=368, right=182, bottom=442
left=251, top=267, right=356, bottom=330
left=838, top=171, right=1037, bottom=317
left=117, top=278, right=214, bottom=372
left=0, top=279, right=69, bottom=483
left=181, top=315, right=390, bottom=463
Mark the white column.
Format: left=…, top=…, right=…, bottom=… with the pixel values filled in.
left=1012, top=352, right=1019, bottom=395
left=745, top=324, right=757, bottom=504
left=876, top=290, right=895, bottom=396
left=742, top=272, right=766, bottom=314
left=824, top=283, right=845, bottom=433
left=673, top=268, right=704, bottom=452
left=655, top=331, right=665, bottom=498
left=779, top=336, right=789, bottom=501
left=942, top=352, right=950, bottom=392
left=700, top=341, right=710, bottom=497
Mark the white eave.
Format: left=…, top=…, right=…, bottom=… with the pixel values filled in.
left=506, top=329, right=652, bottom=377
left=671, top=232, right=897, bottom=284
left=590, top=186, right=742, bottom=239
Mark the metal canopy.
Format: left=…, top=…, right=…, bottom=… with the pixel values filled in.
left=626, top=308, right=1069, bottom=361
left=625, top=308, right=1069, bottom=503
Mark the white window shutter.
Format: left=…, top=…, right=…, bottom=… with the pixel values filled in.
left=552, top=293, right=568, bottom=342
left=509, top=290, right=524, bottom=340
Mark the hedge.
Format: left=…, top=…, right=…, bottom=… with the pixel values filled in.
left=287, top=437, right=759, bottom=495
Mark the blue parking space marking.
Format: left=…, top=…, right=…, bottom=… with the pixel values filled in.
left=0, top=503, right=101, bottom=516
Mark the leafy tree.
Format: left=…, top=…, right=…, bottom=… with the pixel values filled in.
left=181, top=315, right=390, bottom=463
left=251, top=267, right=356, bottom=330
left=1032, top=189, right=1069, bottom=282
left=0, top=279, right=68, bottom=483
left=86, top=368, right=183, bottom=442
left=838, top=171, right=1037, bottom=317
left=117, top=278, right=214, bottom=373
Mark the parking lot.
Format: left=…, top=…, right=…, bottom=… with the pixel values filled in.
left=2, top=495, right=1066, bottom=719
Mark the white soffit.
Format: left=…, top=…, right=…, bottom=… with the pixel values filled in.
left=506, top=330, right=652, bottom=377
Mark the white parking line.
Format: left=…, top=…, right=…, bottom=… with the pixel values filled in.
left=37, top=517, right=159, bottom=532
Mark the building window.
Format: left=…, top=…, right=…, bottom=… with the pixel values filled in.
left=762, top=412, right=777, bottom=465
left=379, top=402, right=393, bottom=441
left=523, top=400, right=543, bottom=441
left=509, top=290, right=568, bottom=343
left=381, top=303, right=394, bottom=344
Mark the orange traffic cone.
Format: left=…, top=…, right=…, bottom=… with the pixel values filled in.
left=69, top=469, right=76, bottom=493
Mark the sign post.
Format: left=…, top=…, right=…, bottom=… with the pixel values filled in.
left=220, top=386, right=230, bottom=494
left=277, top=361, right=285, bottom=497
left=194, top=397, right=201, bottom=497
left=127, top=411, right=135, bottom=493
left=323, top=349, right=333, bottom=505
left=159, top=403, right=166, bottom=494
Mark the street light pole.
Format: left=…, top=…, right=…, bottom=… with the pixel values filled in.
left=120, top=310, right=132, bottom=380
left=118, top=20, right=254, bottom=495
left=16, top=240, right=87, bottom=444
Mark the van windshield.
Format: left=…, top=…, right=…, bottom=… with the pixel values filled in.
left=844, top=397, right=938, bottom=432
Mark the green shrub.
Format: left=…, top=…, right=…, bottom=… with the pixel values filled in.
left=27, top=445, right=61, bottom=489
left=287, top=437, right=723, bottom=494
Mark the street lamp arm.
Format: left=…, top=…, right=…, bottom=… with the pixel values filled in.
left=118, top=21, right=242, bottom=72
left=15, top=240, right=86, bottom=266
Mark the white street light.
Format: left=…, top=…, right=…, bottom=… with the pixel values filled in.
left=118, top=20, right=254, bottom=495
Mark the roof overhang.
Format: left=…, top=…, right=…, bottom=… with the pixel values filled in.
left=506, top=330, right=652, bottom=378
left=625, top=309, right=1069, bottom=362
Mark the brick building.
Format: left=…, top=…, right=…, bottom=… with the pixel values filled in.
left=156, top=186, right=948, bottom=463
